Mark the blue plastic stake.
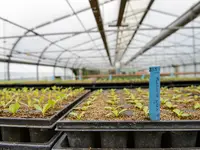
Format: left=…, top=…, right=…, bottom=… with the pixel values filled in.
left=141, top=74, right=145, bottom=80
left=149, top=66, right=160, bottom=121
left=109, top=74, right=112, bottom=81
left=170, top=72, right=174, bottom=77
left=78, top=75, right=82, bottom=80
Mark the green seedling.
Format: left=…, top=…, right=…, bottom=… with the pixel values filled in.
left=165, top=102, right=177, bottom=109
left=173, top=109, right=190, bottom=118
left=143, top=106, right=149, bottom=116
left=74, top=106, right=89, bottom=111
left=172, top=95, right=181, bottom=100
left=125, top=94, right=135, bottom=101
left=34, top=103, right=52, bottom=116
left=106, top=100, right=118, bottom=105
left=136, top=87, right=142, bottom=93
left=0, top=99, right=13, bottom=108
left=48, top=99, right=57, bottom=108
left=111, top=109, right=127, bottom=117
left=194, top=95, right=199, bottom=100
left=194, top=102, right=200, bottom=109
left=161, top=98, right=168, bottom=104
left=105, top=107, right=127, bottom=117
left=135, top=102, right=143, bottom=110
left=8, top=102, right=20, bottom=115
left=84, top=100, right=92, bottom=106
left=69, top=111, right=85, bottom=120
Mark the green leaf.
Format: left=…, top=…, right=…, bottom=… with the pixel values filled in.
left=119, top=109, right=127, bottom=114
left=143, top=106, right=149, bottom=116
left=104, top=106, right=113, bottom=110
left=161, top=98, right=168, bottom=104
left=77, top=112, right=85, bottom=120
left=34, top=104, right=42, bottom=112
left=165, top=102, right=177, bottom=109
left=135, top=102, right=143, bottom=110
left=0, top=101, right=6, bottom=108
left=112, top=110, right=119, bottom=117
left=173, top=109, right=181, bottom=117
left=42, top=103, right=52, bottom=115
left=181, top=113, right=190, bottom=117
left=81, top=106, right=88, bottom=111
left=8, top=102, right=20, bottom=115
left=194, top=102, right=200, bottom=109
left=69, top=112, right=78, bottom=117
left=48, top=99, right=56, bottom=108
left=84, top=101, right=92, bottom=106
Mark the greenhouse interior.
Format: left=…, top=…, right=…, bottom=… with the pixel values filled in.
left=0, top=0, right=200, bottom=149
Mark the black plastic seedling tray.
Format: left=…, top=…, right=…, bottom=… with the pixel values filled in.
left=0, top=132, right=62, bottom=150
left=55, top=93, right=200, bottom=148
left=0, top=91, right=90, bottom=128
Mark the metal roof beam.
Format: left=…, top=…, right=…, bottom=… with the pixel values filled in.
left=89, top=0, right=112, bottom=65
left=125, top=1, right=200, bottom=65
left=0, top=58, right=66, bottom=68
left=117, top=0, right=128, bottom=26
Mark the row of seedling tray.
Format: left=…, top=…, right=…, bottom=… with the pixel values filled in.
left=0, top=86, right=200, bottom=149
left=0, top=87, right=89, bottom=150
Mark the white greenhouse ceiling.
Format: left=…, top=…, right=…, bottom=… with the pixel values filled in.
left=0, top=0, right=200, bottom=70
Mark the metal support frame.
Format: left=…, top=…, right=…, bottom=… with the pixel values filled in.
left=2, top=0, right=115, bottom=80
left=118, top=0, right=155, bottom=61
left=125, top=1, right=200, bottom=65
left=89, top=0, right=112, bottom=65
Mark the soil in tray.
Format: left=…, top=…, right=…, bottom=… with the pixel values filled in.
left=66, top=86, right=200, bottom=121
left=0, top=87, right=88, bottom=118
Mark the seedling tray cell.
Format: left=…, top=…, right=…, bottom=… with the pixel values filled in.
left=52, top=133, right=200, bottom=150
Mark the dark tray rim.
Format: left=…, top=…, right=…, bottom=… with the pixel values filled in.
left=0, top=91, right=90, bottom=128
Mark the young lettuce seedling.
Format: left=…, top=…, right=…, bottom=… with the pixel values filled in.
left=173, top=109, right=190, bottom=118
left=8, top=102, right=20, bottom=115
left=165, top=102, right=177, bottom=109
left=194, top=102, right=200, bottom=109
left=69, top=111, right=85, bottom=120
left=105, top=106, right=127, bottom=117
left=34, top=103, right=52, bottom=116
left=135, top=102, right=143, bottom=110
left=161, top=98, right=168, bottom=104
left=143, top=106, right=149, bottom=116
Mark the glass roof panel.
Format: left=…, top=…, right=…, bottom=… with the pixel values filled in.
left=0, top=0, right=73, bottom=28
left=15, top=37, right=50, bottom=53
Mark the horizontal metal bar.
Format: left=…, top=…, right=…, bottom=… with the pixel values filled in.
left=1, top=26, right=200, bottom=39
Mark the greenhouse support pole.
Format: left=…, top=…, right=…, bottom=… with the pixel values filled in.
left=53, top=66, right=56, bottom=78
left=36, top=65, right=39, bottom=81
left=64, top=67, right=66, bottom=80
left=7, top=61, right=10, bottom=81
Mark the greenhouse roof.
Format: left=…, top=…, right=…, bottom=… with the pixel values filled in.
left=0, top=0, right=200, bottom=70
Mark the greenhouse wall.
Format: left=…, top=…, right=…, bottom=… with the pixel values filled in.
left=0, top=62, right=7, bottom=81
left=10, top=63, right=37, bottom=81
left=38, top=66, right=54, bottom=81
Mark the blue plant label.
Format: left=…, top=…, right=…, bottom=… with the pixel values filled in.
left=149, top=66, right=160, bottom=121
left=78, top=75, right=82, bottom=80
left=170, top=72, right=174, bottom=77
left=141, top=74, right=145, bottom=80
left=109, top=74, right=112, bottom=81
